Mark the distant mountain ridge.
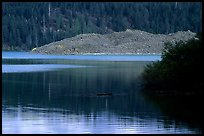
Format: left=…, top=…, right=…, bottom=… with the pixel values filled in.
left=31, top=29, right=196, bottom=55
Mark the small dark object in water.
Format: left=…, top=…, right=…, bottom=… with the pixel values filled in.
left=97, top=93, right=112, bottom=96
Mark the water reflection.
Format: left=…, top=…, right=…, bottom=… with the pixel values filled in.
left=2, top=58, right=201, bottom=134
left=3, top=107, right=199, bottom=134
left=2, top=61, right=147, bottom=110
left=2, top=64, right=93, bottom=73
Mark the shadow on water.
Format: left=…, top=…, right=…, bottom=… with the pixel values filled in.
left=141, top=91, right=203, bottom=133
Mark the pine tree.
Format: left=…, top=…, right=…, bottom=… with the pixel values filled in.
left=2, top=2, right=202, bottom=51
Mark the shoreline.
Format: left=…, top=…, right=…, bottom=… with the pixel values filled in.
left=29, top=52, right=162, bottom=56
left=2, top=50, right=162, bottom=56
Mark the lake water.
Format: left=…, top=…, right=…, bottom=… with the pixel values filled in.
left=2, top=51, right=202, bottom=134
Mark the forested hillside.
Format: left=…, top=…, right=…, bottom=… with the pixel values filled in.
left=2, top=2, right=202, bottom=51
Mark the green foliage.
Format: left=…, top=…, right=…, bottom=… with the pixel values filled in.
left=142, top=34, right=203, bottom=95
left=2, top=2, right=202, bottom=51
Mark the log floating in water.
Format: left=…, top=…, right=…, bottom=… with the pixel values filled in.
left=97, top=93, right=112, bottom=96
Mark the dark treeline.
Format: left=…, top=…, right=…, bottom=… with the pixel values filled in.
left=2, top=2, right=202, bottom=51
left=142, top=33, right=202, bottom=96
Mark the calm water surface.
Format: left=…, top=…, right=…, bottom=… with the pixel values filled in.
left=2, top=51, right=202, bottom=134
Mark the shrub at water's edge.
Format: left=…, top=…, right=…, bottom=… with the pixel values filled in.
left=141, top=33, right=202, bottom=96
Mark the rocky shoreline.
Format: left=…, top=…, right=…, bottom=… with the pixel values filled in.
left=31, top=29, right=196, bottom=55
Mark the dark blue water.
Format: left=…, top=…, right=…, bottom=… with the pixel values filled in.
left=2, top=51, right=161, bottom=61
left=2, top=52, right=201, bottom=134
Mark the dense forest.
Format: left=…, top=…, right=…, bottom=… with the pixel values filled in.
left=2, top=2, right=202, bottom=51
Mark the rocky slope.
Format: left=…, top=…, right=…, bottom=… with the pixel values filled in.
left=31, top=29, right=197, bottom=55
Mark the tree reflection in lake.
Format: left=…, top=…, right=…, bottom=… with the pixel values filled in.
left=2, top=55, right=202, bottom=134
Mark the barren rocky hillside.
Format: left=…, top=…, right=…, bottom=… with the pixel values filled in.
left=31, top=29, right=196, bottom=55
